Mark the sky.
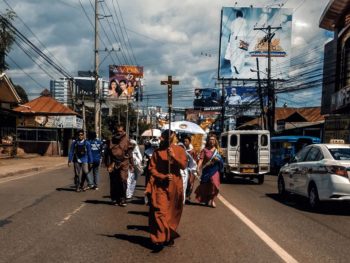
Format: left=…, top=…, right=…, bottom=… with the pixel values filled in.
left=1, top=0, right=332, bottom=109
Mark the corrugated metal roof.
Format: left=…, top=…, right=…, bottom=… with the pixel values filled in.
left=0, top=73, right=22, bottom=104
left=242, top=107, right=324, bottom=126
left=319, top=0, right=350, bottom=30
left=13, top=95, right=78, bottom=115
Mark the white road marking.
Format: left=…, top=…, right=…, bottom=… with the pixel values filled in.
left=218, top=194, right=299, bottom=263
left=57, top=204, right=86, bottom=226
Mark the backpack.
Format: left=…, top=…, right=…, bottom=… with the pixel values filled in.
left=75, top=141, right=87, bottom=157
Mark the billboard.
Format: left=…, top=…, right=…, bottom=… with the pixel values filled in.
left=224, top=86, right=265, bottom=106
left=193, top=88, right=222, bottom=110
left=108, top=65, right=144, bottom=102
left=219, top=7, right=292, bottom=79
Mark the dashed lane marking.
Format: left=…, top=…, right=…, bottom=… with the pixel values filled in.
left=56, top=204, right=86, bottom=226
left=218, top=194, right=299, bottom=263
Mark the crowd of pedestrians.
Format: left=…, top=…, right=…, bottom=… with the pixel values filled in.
left=67, top=124, right=224, bottom=251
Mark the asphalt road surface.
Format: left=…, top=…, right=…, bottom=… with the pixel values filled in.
left=1, top=167, right=350, bottom=263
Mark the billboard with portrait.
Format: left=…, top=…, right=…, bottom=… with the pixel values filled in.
left=219, top=7, right=292, bottom=79
left=224, top=86, right=266, bottom=116
left=193, top=88, right=222, bottom=110
left=107, top=65, right=144, bottom=103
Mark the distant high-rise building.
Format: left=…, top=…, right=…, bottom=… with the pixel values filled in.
left=50, top=79, right=70, bottom=106
left=50, top=77, right=109, bottom=107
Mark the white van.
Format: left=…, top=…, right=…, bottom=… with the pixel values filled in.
left=220, top=130, right=270, bottom=184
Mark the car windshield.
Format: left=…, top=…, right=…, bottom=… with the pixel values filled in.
left=329, top=148, right=350, bottom=160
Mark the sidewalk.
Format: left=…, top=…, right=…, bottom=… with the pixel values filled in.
left=0, top=155, right=67, bottom=179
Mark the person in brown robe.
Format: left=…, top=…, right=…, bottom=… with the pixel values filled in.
left=105, top=124, right=132, bottom=207
left=148, top=130, right=187, bottom=249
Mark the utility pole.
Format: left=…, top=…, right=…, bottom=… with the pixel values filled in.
left=94, top=0, right=101, bottom=138
left=126, top=96, right=129, bottom=137
left=255, top=58, right=266, bottom=130
left=254, top=25, right=281, bottom=134
left=220, top=79, right=226, bottom=132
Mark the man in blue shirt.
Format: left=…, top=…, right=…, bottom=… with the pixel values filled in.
left=87, top=131, right=103, bottom=190
left=68, top=130, right=93, bottom=192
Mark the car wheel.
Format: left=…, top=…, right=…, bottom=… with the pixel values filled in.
left=308, top=184, right=320, bottom=209
left=257, top=174, right=264, bottom=185
left=277, top=175, right=286, bottom=197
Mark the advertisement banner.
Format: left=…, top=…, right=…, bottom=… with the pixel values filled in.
left=108, top=65, right=144, bottom=102
left=219, top=7, right=292, bottom=79
left=19, top=115, right=83, bottom=129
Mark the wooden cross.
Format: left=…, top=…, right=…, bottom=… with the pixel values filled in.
left=160, top=75, right=179, bottom=108
left=160, top=75, right=179, bottom=174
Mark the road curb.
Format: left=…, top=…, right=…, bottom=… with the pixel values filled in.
left=0, top=163, right=67, bottom=180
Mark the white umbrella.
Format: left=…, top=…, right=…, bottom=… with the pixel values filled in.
left=163, top=121, right=206, bottom=135
left=141, top=128, right=161, bottom=137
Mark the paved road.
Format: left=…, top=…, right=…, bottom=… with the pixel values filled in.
left=1, top=168, right=350, bottom=262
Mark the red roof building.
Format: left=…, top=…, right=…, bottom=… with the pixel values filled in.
left=13, top=95, right=77, bottom=116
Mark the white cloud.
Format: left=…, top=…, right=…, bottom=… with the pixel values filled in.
left=1, top=0, right=332, bottom=108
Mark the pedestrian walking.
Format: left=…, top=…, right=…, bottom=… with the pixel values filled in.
left=126, top=139, right=143, bottom=199
left=182, top=136, right=198, bottom=202
left=195, top=134, right=224, bottom=208
left=104, top=124, right=132, bottom=207
left=148, top=130, right=187, bottom=250
left=87, top=131, right=103, bottom=190
left=68, top=130, right=93, bottom=192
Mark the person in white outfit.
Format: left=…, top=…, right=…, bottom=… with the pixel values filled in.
left=225, top=87, right=242, bottom=107
left=127, top=139, right=143, bottom=199
left=178, top=141, right=197, bottom=204
left=224, top=10, right=248, bottom=76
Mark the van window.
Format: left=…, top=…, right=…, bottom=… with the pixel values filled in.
left=230, top=135, right=237, bottom=146
left=221, top=135, right=228, bottom=148
left=261, top=134, right=268, bottom=146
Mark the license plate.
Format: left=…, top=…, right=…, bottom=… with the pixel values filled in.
left=242, top=168, right=254, bottom=173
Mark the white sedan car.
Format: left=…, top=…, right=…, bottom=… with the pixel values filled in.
left=277, top=143, right=350, bottom=209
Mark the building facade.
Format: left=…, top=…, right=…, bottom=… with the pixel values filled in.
left=50, top=77, right=109, bottom=106
left=320, top=0, right=350, bottom=142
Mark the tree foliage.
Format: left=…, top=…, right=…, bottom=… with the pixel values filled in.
left=0, top=10, right=16, bottom=72
left=101, top=103, right=151, bottom=140
left=14, top=84, right=28, bottom=103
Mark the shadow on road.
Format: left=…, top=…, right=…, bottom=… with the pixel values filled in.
left=128, top=211, right=149, bottom=217
left=102, top=234, right=156, bottom=251
left=128, top=196, right=146, bottom=205
left=185, top=200, right=207, bottom=207
left=0, top=219, right=12, bottom=228
left=221, top=177, right=259, bottom=185
left=56, top=187, right=77, bottom=192
left=266, top=193, right=350, bottom=216
left=127, top=224, right=149, bottom=232
left=84, top=199, right=113, bottom=205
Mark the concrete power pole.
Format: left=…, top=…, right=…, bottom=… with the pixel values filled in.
left=254, top=25, right=281, bottom=134
left=94, top=0, right=101, bottom=138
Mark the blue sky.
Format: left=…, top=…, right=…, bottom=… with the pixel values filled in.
left=1, top=0, right=332, bottom=109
